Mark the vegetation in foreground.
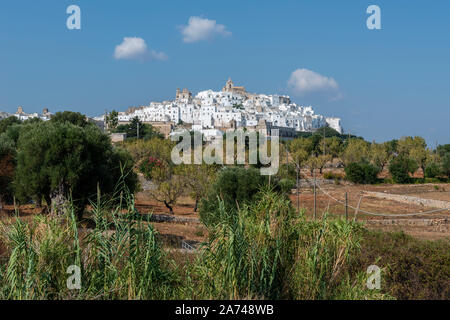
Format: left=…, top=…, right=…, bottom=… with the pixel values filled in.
left=0, top=116, right=448, bottom=300
left=1, top=178, right=448, bottom=300
left=0, top=185, right=391, bottom=300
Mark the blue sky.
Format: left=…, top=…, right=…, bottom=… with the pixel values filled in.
left=1, top=0, right=449, bottom=145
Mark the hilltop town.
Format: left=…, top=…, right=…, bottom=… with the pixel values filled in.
left=105, top=78, right=343, bottom=140
left=0, top=79, right=343, bottom=140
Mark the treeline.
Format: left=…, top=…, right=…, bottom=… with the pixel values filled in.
left=286, top=127, right=450, bottom=184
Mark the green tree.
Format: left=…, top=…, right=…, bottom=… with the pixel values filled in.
left=344, top=162, right=380, bottom=184
left=340, top=139, right=370, bottom=166
left=397, top=136, right=428, bottom=174
left=106, top=110, right=119, bottom=131
left=50, top=111, right=91, bottom=128
left=321, top=136, right=343, bottom=159
left=115, top=116, right=163, bottom=140
left=0, top=116, right=21, bottom=134
left=181, top=164, right=217, bottom=212
left=14, top=122, right=137, bottom=218
left=437, top=144, right=450, bottom=158
left=441, top=153, right=450, bottom=178
left=199, top=167, right=268, bottom=226
left=0, top=134, right=16, bottom=206
left=370, top=142, right=390, bottom=171
left=389, top=156, right=418, bottom=184
left=151, top=177, right=186, bottom=215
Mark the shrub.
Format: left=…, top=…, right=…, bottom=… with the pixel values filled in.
left=199, top=167, right=268, bottom=226
left=389, top=156, right=418, bottom=184
left=344, top=162, right=380, bottom=184
left=424, top=163, right=440, bottom=178
left=349, top=230, right=450, bottom=300
left=278, top=178, right=295, bottom=194
left=323, top=171, right=344, bottom=181
left=441, top=153, right=450, bottom=177
left=277, top=163, right=297, bottom=180
left=139, top=156, right=164, bottom=180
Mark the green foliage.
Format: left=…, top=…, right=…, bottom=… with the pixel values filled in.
left=278, top=178, right=295, bottom=194
left=50, top=111, right=91, bottom=128
left=296, top=127, right=359, bottom=140
left=424, top=163, right=440, bottom=178
left=437, top=144, right=450, bottom=158
left=106, top=110, right=119, bottom=131
left=440, top=153, right=450, bottom=177
left=0, top=189, right=178, bottom=299
left=196, top=189, right=389, bottom=300
left=0, top=116, right=21, bottom=134
left=0, top=134, right=16, bottom=202
left=344, top=162, right=380, bottom=184
left=139, top=156, right=165, bottom=180
left=389, top=156, right=418, bottom=184
left=14, top=122, right=137, bottom=217
left=350, top=230, right=450, bottom=300
left=341, top=139, right=370, bottom=166
left=199, top=167, right=269, bottom=227
left=115, top=116, right=163, bottom=140
left=323, top=171, right=344, bottom=181
left=277, top=163, right=297, bottom=180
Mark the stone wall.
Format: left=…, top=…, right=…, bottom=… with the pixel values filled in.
left=364, top=191, right=450, bottom=209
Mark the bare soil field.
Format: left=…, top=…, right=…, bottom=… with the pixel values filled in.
left=1, top=181, right=449, bottom=245
left=290, top=178, right=450, bottom=241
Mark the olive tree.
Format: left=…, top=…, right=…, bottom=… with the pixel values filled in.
left=0, top=134, right=16, bottom=209
left=14, top=122, right=137, bottom=219
left=340, top=139, right=370, bottom=166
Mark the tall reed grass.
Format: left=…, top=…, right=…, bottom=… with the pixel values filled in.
left=0, top=184, right=391, bottom=300
left=0, top=185, right=179, bottom=299
left=194, top=188, right=391, bottom=300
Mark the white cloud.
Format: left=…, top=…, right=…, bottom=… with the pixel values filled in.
left=114, top=37, right=167, bottom=61
left=288, top=68, right=339, bottom=96
left=180, top=16, right=231, bottom=43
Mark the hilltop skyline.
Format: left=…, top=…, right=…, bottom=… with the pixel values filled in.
left=1, top=0, right=449, bottom=145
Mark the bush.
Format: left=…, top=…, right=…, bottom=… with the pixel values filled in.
left=389, top=156, right=418, bottom=184
left=139, top=156, right=165, bottom=180
left=277, top=163, right=297, bottom=180
left=350, top=230, right=450, bottom=300
left=344, top=162, right=380, bottom=184
left=278, top=178, right=295, bottom=194
left=441, top=153, right=450, bottom=178
left=424, top=163, right=440, bottom=178
left=323, top=171, right=344, bottom=181
left=199, top=167, right=268, bottom=226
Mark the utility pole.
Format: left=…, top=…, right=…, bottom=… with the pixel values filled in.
left=313, top=169, right=317, bottom=220
left=286, top=144, right=289, bottom=165
left=137, top=122, right=140, bottom=139
left=104, top=109, right=108, bottom=132
left=297, top=165, right=300, bottom=214
left=345, top=192, right=348, bottom=221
